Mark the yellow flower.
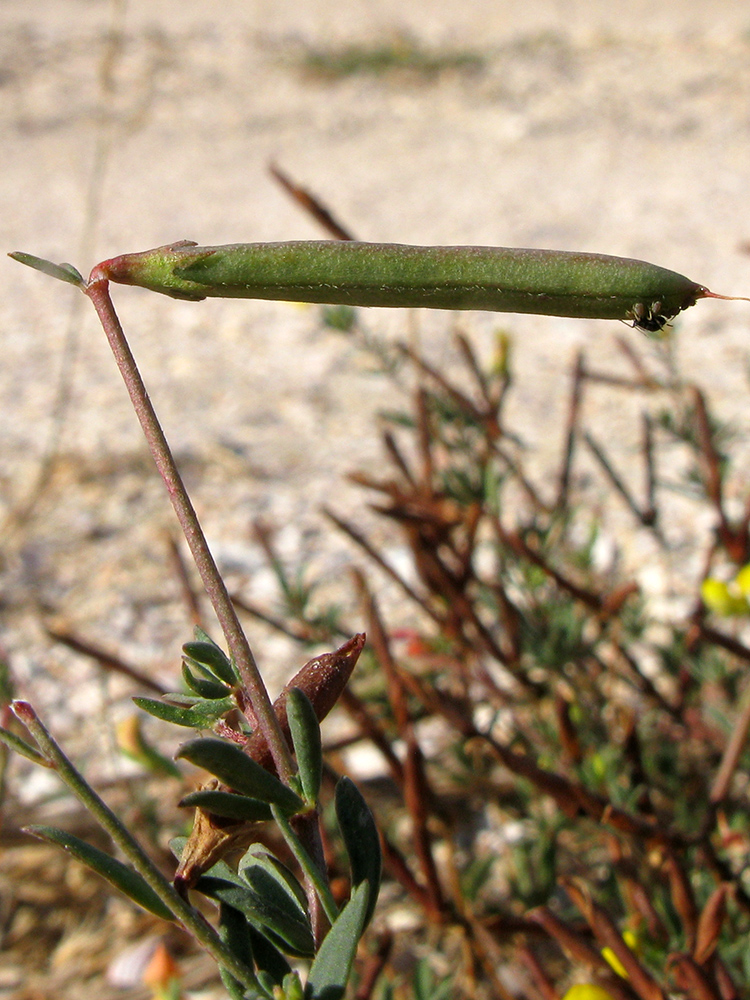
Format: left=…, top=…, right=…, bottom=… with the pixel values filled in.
left=561, top=986, right=615, bottom=1000
left=601, top=928, right=638, bottom=978
left=601, top=947, right=627, bottom=978
left=735, top=564, right=750, bottom=596
left=701, top=577, right=749, bottom=617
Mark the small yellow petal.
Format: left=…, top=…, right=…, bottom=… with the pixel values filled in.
left=735, top=564, right=750, bottom=596
left=701, top=578, right=748, bottom=616
left=601, top=945, right=628, bottom=978
left=561, top=986, right=615, bottom=1000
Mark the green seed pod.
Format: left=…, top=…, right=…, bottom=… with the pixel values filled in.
left=93, top=239, right=728, bottom=330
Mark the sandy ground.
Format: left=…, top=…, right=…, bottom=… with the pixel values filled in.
left=2, top=0, right=750, bottom=993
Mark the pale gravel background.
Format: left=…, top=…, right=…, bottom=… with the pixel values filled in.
left=3, top=0, right=750, bottom=761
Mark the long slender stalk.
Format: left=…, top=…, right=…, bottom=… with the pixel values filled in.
left=12, top=701, right=263, bottom=993
left=84, top=273, right=295, bottom=784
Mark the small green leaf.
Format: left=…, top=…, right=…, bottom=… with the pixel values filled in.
left=167, top=846, right=295, bottom=976
left=0, top=725, right=50, bottom=766
left=287, top=687, right=322, bottom=805
left=25, top=825, right=174, bottom=921
left=183, top=653, right=232, bottom=687
left=220, top=967, right=258, bottom=1000
left=197, top=869, right=314, bottom=957
left=218, top=969, right=248, bottom=1000
left=258, top=970, right=284, bottom=996
left=248, top=924, right=292, bottom=985
left=412, top=960, right=454, bottom=1000
left=181, top=661, right=231, bottom=700
left=460, top=854, right=496, bottom=903
left=185, top=633, right=237, bottom=685
left=219, top=901, right=255, bottom=967
left=219, top=903, right=260, bottom=1000
left=9, top=251, right=84, bottom=286
left=335, top=777, right=381, bottom=930
left=180, top=788, right=272, bottom=822
left=176, top=737, right=304, bottom=814
left=237, top=847, right=313, bottom=955
left=305, top=882, right=370, bottom=1000
left=133, top=695, right=234, bottom=728
left=239, top=846, right=308, bottom=917
left=282, top=971, right=305, bottom=1000
left=170, top=835, right=189, bottom=861
left=320, top=304, right=357, bottom=332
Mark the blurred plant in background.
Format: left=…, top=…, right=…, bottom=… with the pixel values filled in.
left=226, top=297, right=750, bottom=999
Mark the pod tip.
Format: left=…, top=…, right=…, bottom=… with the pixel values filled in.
left=701, top=289, right=750, bottom=303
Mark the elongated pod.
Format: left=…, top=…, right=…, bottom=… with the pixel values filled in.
left=93, top=239, right=727, bottom=330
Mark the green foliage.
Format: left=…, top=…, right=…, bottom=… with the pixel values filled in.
left=183, top=629, right=239, bottom=686
left=288, top=687, right=323, bottom=806
left=335, top=777, right=382, bottom=931
left=8, top=251, right=84, bottom=286
left=297, top=37, right=485, bottom=80
left=179, top=788, right=273, bottom=822
left=133, top=693, right=236, bottom=728
left=305, top=882, right=370, bottom=1000
left=0, top=725, right=51, bottom=766
left=320, top=304, right=358, bottom=332
left=176, top=737, right=305, bottom=814
left=197, top=851, right=315, bottom=958
left=409, top=960, right=455, bottom=1000
left=26, top=825, right=175, bottom=921
left=236, top=318, right=750, bottom=997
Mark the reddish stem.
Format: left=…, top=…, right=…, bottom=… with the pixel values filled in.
left=84, top=272, right=294, bottom=783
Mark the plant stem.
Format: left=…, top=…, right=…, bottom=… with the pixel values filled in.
left=272, top=804, right=339, bottom=927
left=12, top=700, right=263, bottom=992
left=84, top=273, right=295, bottom=784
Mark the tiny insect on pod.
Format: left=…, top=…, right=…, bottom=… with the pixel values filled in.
left=91, top=240, right=747, bottom=332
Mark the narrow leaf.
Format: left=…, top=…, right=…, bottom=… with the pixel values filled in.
left=258, top=970, right=284, bottom=996
left=9, top=251, right=84, bottom=286
left=219, top=968, right=258, bottom=1000
left=197, top=871, right=314, bottom=957
left=176, top=737, right=304, bottom=814
left=180, top=789, right=272, bottom=822
left=335, top=777, right=381, bottom=929
left=248, top=924, right=292, bottom=985
left=184, top=654, right=232, bottom=686
left=239, top=845, right=308, bottom=916
left=219, top=902, right=255, bottom=968
left=170, top=835, right=187, bottom=859
left=0, top=725, right=50, bottom=766
left=219, top=967, right=252, bottom=1000
left=134, top=695, right=234, bottom=728
left=182, top=661, right=231, bottom=700
left=305, top=882, right=370, bottom=1000
left=282, top=971, right=305, bottom=1000
left=287, top=687, right=323, bottom=805
left=218, top=903, right=264, bottom=1000
left=26, top=825, right=174, bottom=921
left=185, top=635, right=237, bottom=685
